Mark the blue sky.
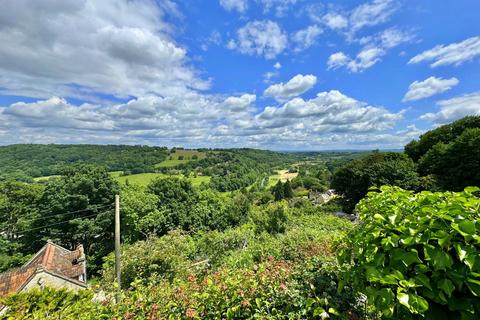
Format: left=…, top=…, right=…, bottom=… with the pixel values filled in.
left=0, top=0, right=479, bottom=150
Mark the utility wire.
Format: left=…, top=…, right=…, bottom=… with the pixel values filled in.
left=1, top=204, right=114, bottom=228
left=0, top=209, right=113, bottom=235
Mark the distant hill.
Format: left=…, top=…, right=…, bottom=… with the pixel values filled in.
left=0, top=144, right=169, bottom=181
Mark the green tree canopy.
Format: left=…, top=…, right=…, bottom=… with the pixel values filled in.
left=331, top=152, right=420, bottom=212
left=405, top=116, right=480, bottom=162
left=405, top=116, right=480, bottom=191
left=31, top=165, right=120, bottom=272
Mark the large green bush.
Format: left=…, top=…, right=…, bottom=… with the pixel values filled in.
left=338, top=186, right=480, bottom=319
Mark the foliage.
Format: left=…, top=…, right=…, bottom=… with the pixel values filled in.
left=249, top=202, right=289, bottom=235
left=102, top=231, right=196, bottom=287
left=271, top=180, right=294, bottom=201
left=416, top=128, right=480, bottom=190
left=29, top=165, right=120, bottom=273
left=290, top=163, right=331, bottom=192
left=2, top=206, right=358, bottom=319
left=331, top=152, right=420, bottom=212
left=404, top=116, right=480, bottom=162
left=338, top=186, right=480, bottom=319
left=0, top=181, right=43, bottom=271
left=177, top=149, right=302, bottom=192
left=1, top=258, right=359, bottom=320
left=141, top=177, right=248, bottom=235
left=0, top=288, right=100, bottom=320
left=405, top=116, right=480, bottom=191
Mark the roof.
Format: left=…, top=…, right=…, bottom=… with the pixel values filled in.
left=0, top=241, right=87, bottom=297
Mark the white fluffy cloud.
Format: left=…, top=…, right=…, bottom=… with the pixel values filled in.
left=291, top=25, right=322, bottom=52
left=0, top=0, right=421, bottom=150
left=420, top=92, right=480, bottom=123
left=0, top=89, right=411, bottom=149
left=0, top=0, right=206, bottom=100
left=403, top=76, right=459, bottom=102
left=222, top=94, right=256, bottom=112
left=219, top=0, right=248, bottom=13
left=327, top=52, right=350, bottom=70
left=315, top=0, right=398, bottom=35
left=253, top=90, right=404, bottom=141
left=322, top=12, right=349, bottom=30
left=349, top=0, right=398, bottom=33
left=264, top=74, right=317, bottom=101
left=228, top=20, right=288, bottom=59
left=327, top=27, right=414, bottom=72
left=327, top=47, right=385, bottom=72
left=409, top=36, right=480, bottom=68
left=357, top=27, right=415, bottom=48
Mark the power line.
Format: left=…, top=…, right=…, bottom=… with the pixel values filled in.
left=1, top=209, right=113, bottom=235
left=1, top=204, right=114, bottom=228
left=27, top=204, right=113, bottom=222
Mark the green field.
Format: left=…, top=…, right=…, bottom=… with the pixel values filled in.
left=33, top=175, right=61, bottom=182
left=115, top=172, right=211, bottom=187
left=169, top=149, right=207, bottom=160
left=155, top=159, right=190, bottom=168
left=155, top=149, right=207, bottom=168
left=267, top=169, right=298, bottom=188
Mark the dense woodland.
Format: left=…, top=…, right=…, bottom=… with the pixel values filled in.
left=0, top=144, right=169, bottom=181
left=0, top=116, right=479, bottom=319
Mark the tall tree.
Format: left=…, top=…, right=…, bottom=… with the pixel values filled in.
left=272, top=180, right=285, bottom=201
left=331, top=152, right=420, bottom=212
left=0, top=181, right=43, bottom=271
left=31, top=165, right=119, bottom=273
left=283, top=180, right=294, bottom=199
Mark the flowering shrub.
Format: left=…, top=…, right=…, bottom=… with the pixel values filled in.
left=1, top=257, right=359, bottom=319
left=1, top=210, right=358, bottom=319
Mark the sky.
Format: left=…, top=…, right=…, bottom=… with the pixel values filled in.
left=0, top=0, right=479, bottom=150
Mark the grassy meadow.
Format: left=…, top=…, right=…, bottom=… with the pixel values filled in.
left=114, top=172, right=211, bottom=187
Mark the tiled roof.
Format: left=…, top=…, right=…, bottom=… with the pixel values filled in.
left=0, top=241, right=86, bottom=297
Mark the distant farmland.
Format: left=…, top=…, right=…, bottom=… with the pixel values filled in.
left=115, top=172, right=211, bottom=187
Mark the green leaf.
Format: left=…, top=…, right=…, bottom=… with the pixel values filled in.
left=328, top=307, right=340, bottom=316
left=464, top=186, right=480, bottom=193
left=255, top=298, right=262, bottom=308
left=452, top=220, right=476, bottom=236
left=410, top=294, right=429, bottom=314
left=415, top=274, right=432, bottom=291
left=393, top=249, right=421, bottom=267
left=424, top=247, right=453, bottom=271
left=438, top=278, right=455, bottom=297
left=305, top=298, right=315, bottom=308
left=376, top=288, right=394, bottom=307
left=454, top=244, right=467, bottom=261
left=466, top=278, right=480, bottom=296
left=313, top=307, right=325, bottom=317
left=398, top=292, right=429, bottom=314
left=397, top=292, right=410, bottom=309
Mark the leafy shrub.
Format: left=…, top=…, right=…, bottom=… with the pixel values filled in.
left=2, top=258, right=359, bottom=319
left=101, top=231, right=196, bottom=288
left=249, top=202, right=289, bottom=235
left=338, top=186, right=480, bottom=319
left=0, top=288, right=100, bottom=319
